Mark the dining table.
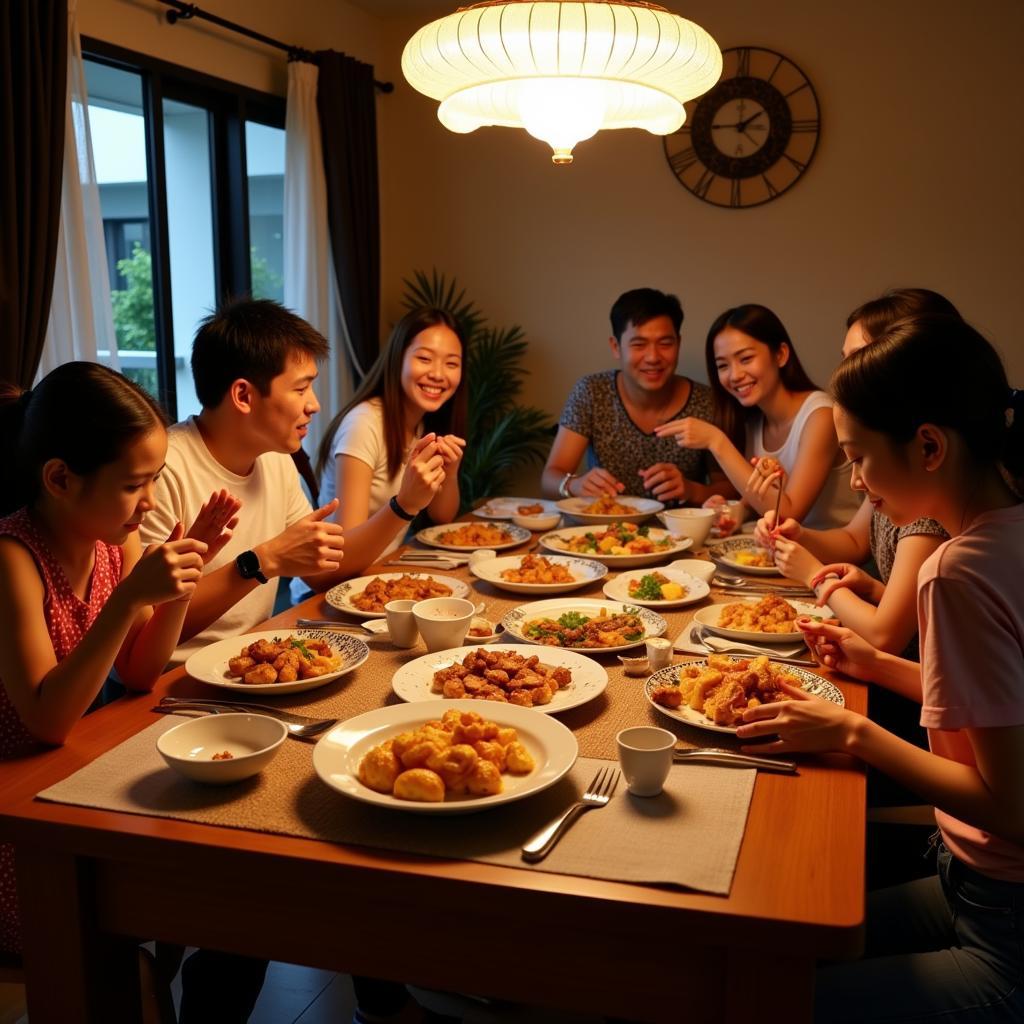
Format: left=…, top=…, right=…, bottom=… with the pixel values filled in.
left=0, top=524, right=867, bottom=1024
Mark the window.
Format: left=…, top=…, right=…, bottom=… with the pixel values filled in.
left=83, top=40, right=286, bottom=421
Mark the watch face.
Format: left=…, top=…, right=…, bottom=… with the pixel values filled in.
left=663, top=47, right=821, bottom=208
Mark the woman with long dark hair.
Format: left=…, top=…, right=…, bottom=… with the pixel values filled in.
left=313, top=307, right=467, bottom=578
left=656, top=303, right=860, bottom=528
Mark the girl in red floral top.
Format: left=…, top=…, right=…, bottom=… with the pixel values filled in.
left=0, top=362, right=240, bottom=955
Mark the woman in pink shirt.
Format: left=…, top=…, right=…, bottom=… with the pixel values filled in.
left=736, top=314, right=1024, bottom=1021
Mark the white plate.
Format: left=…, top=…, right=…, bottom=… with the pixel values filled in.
left=475, top=497, right=559, bottom=521
left=325, top=572, right=469, bottom=619
left=470, top=554, right=607, bottom=595
left=417, top=522, right=532, bottom=552
left=555, top=495, right=664, bottom=525
left=313, top=699, right=578, bottom=814
left=707, top=536, right=783, bottom=576
left=391, top=644, right=609, bottom=713
left=602, top=568, right=710, bottom=609
left=645, top=660, right=845, bottom=735
left=501, top=598, right=667, bottom=654
left=692, top=599, right=833, bottom=644
left=539, top=525, right=692, bottom=569
left=184, top=629, right=370, bottom=695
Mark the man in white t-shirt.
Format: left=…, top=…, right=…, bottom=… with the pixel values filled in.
left=142, top=298, right=346, bottom=664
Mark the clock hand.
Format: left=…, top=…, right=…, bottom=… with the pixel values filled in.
left=737, top=109, right=766, bottom=132
left=711, top=121, right=743, bottom=129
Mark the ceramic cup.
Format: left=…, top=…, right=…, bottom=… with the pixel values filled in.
left=411, top=597, right=476, bottom=653
left=616, top=726, right=677, bottom=797
left=645, top=636, right=673, bottom=671
left=657, top=507, right=716, bottom=548
left=385, top=599, right=420, bottom=649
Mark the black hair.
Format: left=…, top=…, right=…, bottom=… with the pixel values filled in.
left=846, top=288, right=961, bottom=341
left=0, top=362, right=167, bottom=516
left=191, top=297, right=330, bottom=409
left=315, top=307, right=467, bottom=479
left=832, top=314, right=1024, bottom=490
left=705, top=304, right=820, bottom=451
left=609, top=288, right=684, bottom=342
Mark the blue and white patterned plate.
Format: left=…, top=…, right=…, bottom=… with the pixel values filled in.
left=706, top=535, right=783, bottom=576
left=184, top=629, right=369, bottom=695
left=501, top=598, right=667, bottom=654
left=470, top=554, right=607, bottom=595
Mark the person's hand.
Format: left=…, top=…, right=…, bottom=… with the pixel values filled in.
left=571, top=467, right=624, bottom=497
left=653, top=417, right=723, bottom=452
left=185, top=489, right=242, bottom=564
left=123, top=523, right=206, bottom=607
left=811, top=563, right=885, bottom=605
left=257, top=500, right=345, bottom=578
left=398, top=434, right=446, bottom=514
left=744, top=458, right=784, bottom=508
left=637, top=462, right=686, bottom=502
left=772, top=537, right=824, bottom=588
left=796, top=618, right=880, bottom=682
left=434, top=433, right=466, bottom=469
left=735, top=678, right=856, bottom=754
left=753, top=511, right=801, bottom=549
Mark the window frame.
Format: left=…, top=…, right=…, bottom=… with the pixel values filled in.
left=82, top=37, right=286, bottom=419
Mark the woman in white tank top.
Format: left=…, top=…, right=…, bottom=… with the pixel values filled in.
left=655, top=303, right=858, bottom=528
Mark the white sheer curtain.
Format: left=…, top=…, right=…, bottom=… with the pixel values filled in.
left=283, top=59, right=352, bottom=465
left=38, top=0, right=118, bottom=379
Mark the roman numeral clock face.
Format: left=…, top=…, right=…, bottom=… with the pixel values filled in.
left=664, top=47, right=820, bottom=208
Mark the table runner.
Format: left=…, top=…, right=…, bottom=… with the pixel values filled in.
left=38, top=717, right=755, bottom=895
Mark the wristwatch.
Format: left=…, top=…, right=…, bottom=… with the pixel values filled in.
left=389, top=495, right=416, bottom=522
left=235, top=550, right=268, bottom=585
left=557, top=472, right=577, bottom=499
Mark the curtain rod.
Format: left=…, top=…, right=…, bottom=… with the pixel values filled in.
left=158, top=0, right=395, bottom=93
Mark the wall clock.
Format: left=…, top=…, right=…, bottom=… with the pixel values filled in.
left=663, top=47, right=820, bottom=208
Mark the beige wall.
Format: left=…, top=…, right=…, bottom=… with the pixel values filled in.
left=376, top=0, right=1024, bottom=421
left=81, top=0, right=1024, bottom=426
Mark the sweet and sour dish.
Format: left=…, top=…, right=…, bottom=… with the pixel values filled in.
left=350, top=573, right=452, bottom=612
left=358, top=709, right=536, bottom=802
left=500, top=554, right=576, bottom=585
left=553, top=521, right=672, bottom=556
left=437, top=523, right=513, bottom=547
left=580, top=495, right=637, bottom=516
left=227, top=635, right=341, bottom=684
left=432, top=648, right=572, bottom=706
left=524, top=608, right=645, bottom=648
left=718, top=594, right=798, bottom=633
left=732, top=548, right=776, bottom=568
left=651, top=654, right=801, bottom=727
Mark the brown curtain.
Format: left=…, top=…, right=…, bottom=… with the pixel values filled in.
left=0, top=0, right=67, bottom=387
left=314, top=50, right=380, bottom=380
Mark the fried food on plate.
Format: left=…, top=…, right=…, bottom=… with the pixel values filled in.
left=226, top=635, right=340, bottom=685
left=431, top=647, right=572, bottom=706
left=437, top=523, right=513, bottom=547
left=718, top=593, right=797, bottom=633
left=500, top=554, right=576, bottom=585
left=351, top=573, right=452, bottom=612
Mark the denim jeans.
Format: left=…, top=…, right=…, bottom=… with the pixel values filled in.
left=815, top=843, right=1024, bottom=1022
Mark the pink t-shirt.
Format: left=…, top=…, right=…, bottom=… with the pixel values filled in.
left=918, top=502, right=1024, bottom=881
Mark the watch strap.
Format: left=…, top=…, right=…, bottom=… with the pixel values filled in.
left=389, top=495, right=416, bottom=522
left=235, top=550, right=268, bottom=585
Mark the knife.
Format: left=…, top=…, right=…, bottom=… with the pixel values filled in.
left=674, top=747, right=798, bottom=774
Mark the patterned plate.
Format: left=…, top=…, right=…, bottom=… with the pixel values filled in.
left=416, top=522, right=532, bottom=551
left=706, top=536, right=783, bottom=576
left=325, top=572, right=469, bottom=619
left=501, top=598, right=667, bottom=654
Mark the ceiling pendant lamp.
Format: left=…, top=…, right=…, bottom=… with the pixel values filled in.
left=401, top=1, right=722, bottom=165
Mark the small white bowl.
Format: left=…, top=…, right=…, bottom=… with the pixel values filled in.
left=157, top=713, right=288, bottom=785
left=657, top=508, right=716, bottom=548
left=412, top=597, right=476, bottom=652
left=668, top=557, right=717, bottom=584
left=512, top=512, right=561, bottom=531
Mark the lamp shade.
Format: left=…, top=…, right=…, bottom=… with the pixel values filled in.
left=402, top=1, right=722, bottom=164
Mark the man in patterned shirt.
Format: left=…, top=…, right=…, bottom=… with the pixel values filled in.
left=542, top=288, right=733, bottom=505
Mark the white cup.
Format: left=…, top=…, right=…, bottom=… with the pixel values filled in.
left=645, top=636, right=673, bottom=671
left=616, top=726, right=677, bottom=797
left=385, top=599, right=420, bottom=649
left=468, top=548, right=497, bottom=571
left=412, top=597, right=476, bottom=653
left=671, top=558, right=716, bottom=584
left=657, top=507, right=716, bottom=548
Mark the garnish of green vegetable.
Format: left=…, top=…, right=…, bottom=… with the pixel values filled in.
left=557, top=611, right=590, bottom=629
left=637, top=524, right=650, bottom=537
left=630, top=574, right=665, bottom=601
left=288, top=637, right=313, bottom=661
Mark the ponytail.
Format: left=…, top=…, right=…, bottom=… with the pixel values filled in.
left=0, top=363, right=167, bottom=517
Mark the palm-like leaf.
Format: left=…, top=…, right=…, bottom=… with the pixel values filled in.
left=401, top=269, right=485, bottom=343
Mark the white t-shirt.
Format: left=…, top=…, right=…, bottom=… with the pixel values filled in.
left=750, top=390, right=861, bottom=531
left=291, top=399, right=411, bottom=603
left=142, top=417, right=312, bottom=665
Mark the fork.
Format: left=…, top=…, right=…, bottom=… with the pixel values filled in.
left=689, top=624, right=817, bottom=666
left=521, top=766, right=620, bottom=863
left=154, top=698, right=338, bottom=739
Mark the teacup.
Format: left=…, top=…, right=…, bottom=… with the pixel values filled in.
left=616, top=726, right=676, bottom=797
left=657, top=508, right=716, bottom=548
left=385, top=599, right=420, bottom=649
left=411, top=597, right=476, bottom=653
